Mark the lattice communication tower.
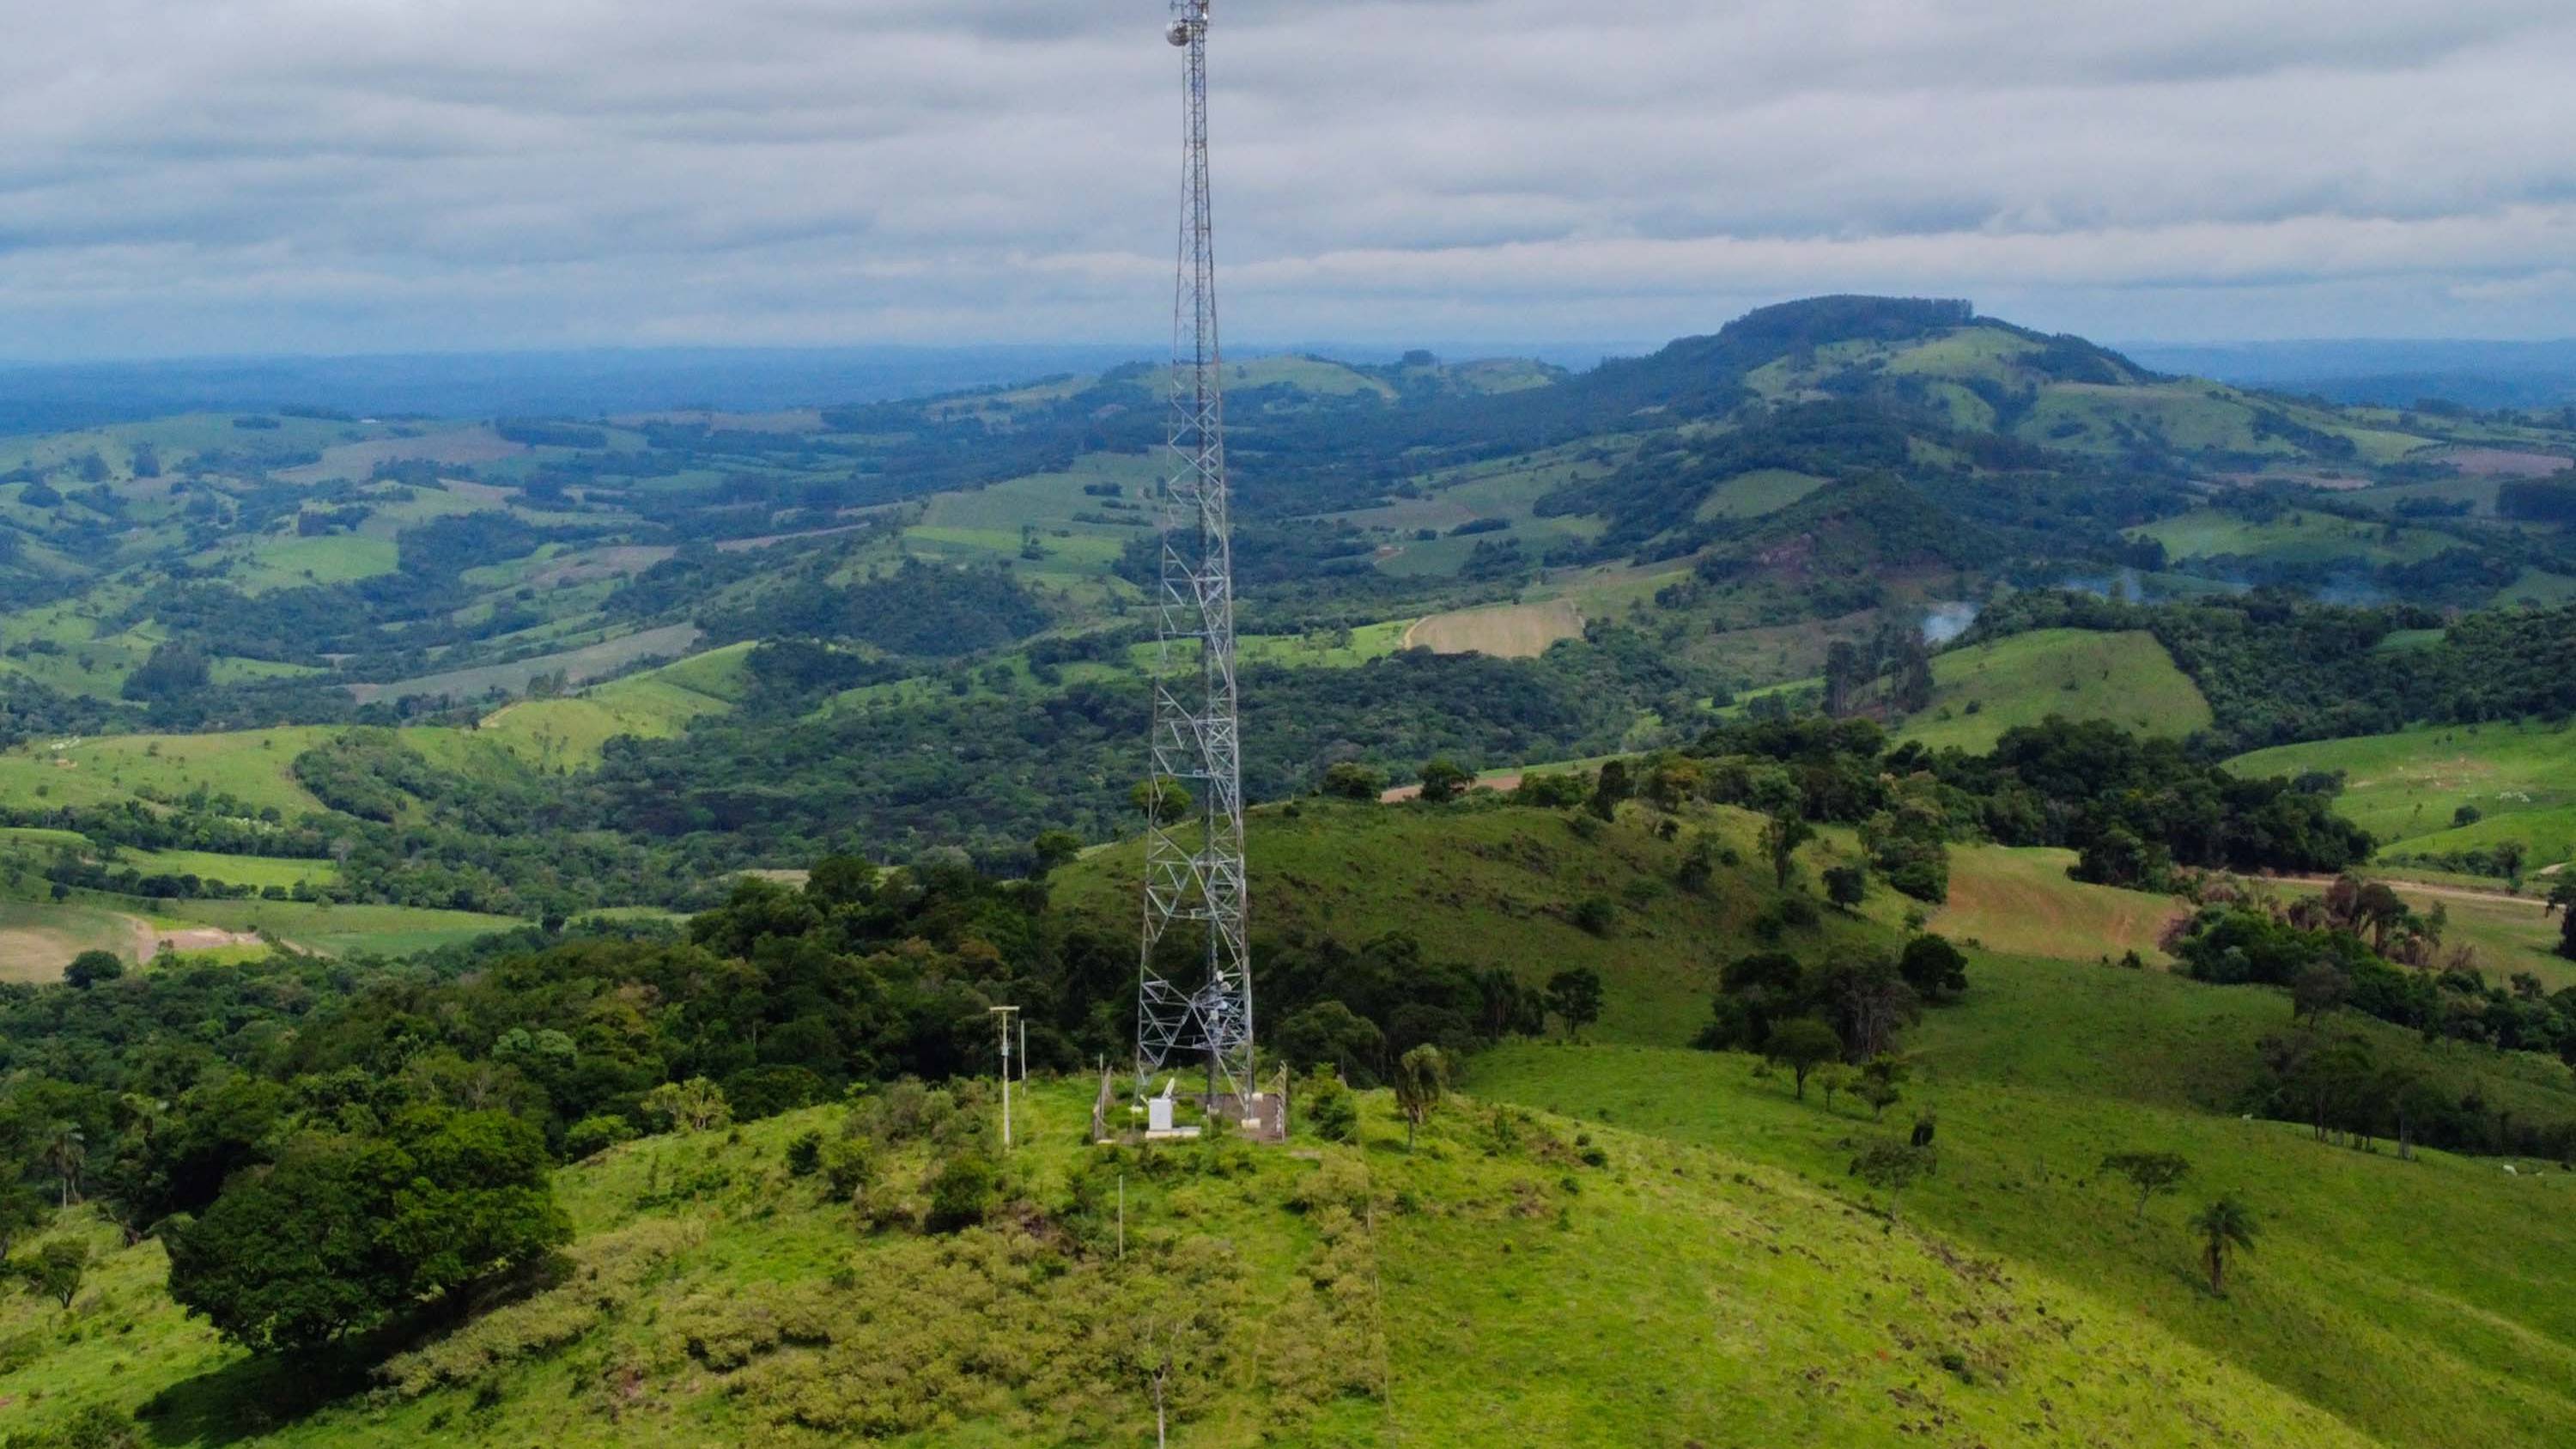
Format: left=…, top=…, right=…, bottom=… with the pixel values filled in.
left=1135, top=0, right=1254, bottom=1105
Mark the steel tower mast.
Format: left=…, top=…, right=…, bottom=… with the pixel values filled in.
left=1136, top=0, right=1254, bottom=1105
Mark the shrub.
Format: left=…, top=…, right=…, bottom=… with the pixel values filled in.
left=564, top=1115, right=636, bottom=1160
left=926, top=1152, right=998, bottom=1232
left=1570, top=896, right=1617, bottom=936
left=785, top=1131, right=824, bottom=1178
left=1302, top=1074, right=1359, bottom=1144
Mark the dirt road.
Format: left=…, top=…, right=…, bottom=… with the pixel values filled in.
left=2268, top=874, right=2551, bottom=910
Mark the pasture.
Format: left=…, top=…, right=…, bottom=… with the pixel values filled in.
left=2227, top=720, right=2576, bottom=866
left=1898, top=628, right=2213, bottom=752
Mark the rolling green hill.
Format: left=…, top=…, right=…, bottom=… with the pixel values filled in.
left=4, top=797, right=2573, bottom=1446
left=1898, top=628, right=2214, bottom=752
left=2228, top=720, right=2576, bottom=872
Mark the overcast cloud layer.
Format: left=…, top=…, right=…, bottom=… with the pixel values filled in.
left=4, top=0, right=2574, bottom=358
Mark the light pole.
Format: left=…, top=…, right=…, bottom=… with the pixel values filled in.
left=990, top=1006, right=1019, bottom=1150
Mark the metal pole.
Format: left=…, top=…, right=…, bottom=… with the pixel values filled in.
left=1118, top=1173, right=1127, bottom=1260
left=991, top=1006, right=1018, bottom=1150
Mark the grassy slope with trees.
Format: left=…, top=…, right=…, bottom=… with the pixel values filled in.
left=3, top=785, right=2572, bottom=1446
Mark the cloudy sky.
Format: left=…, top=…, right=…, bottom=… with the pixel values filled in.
left=5, top=0, right=2574, bottom=359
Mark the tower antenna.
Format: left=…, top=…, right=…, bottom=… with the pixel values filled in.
left=1136, top=0, right=1255, bottom=1113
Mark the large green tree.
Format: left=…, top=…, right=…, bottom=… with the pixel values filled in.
left=166, top=1108, right=566, bottom=1353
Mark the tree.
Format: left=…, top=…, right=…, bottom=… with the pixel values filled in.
left=2290, top=962, right=2350, bottom=1024
left=1760, top=809, right=1814, bottom=889
left=1848, top=1140, right=1929, bottom=1223
left=0, top=1179, right=45, bottom=1259
left=1588, top=759, right=1631, bottom=820
left=167, top=1111, right=568, bottom=1352
left=805, top=854, right=878, bottom=907
left=2496, top=839, right=2529, bottom=887
left=1823, top=865, right=1867, bottom=910
left=44, top=1123, right=84, bottom=1209
left=62, top=950, right=124, bottom=989
left=641, top=1077, right=732, bottom=1134
left=21, top=1238, right=88, bottom=1312
left=1030, top=831, right=1084, bottom=877
left=1817, top=949, right=1921, bottom=1060
left=1319, top=761, right=1386, bottom=800
left=1131, top=778, right=1193, bottom=824
left=1898, top=934, right=1968, bottom=1002
left=1545, top=967, right=1605, bottom=1040
left=1814, top=1062, right=1858, bottom=1114
left=1416, top=758, right=1473, bottom=804
left=1764, top=1019, right=1842, bottom=1100
left=1392, top=1045, right=1447, bottom=1151
left=2100, top=1151, right=2192, bottom=1222
left=1276, top=1001, right=1385, bottom=1086
left=1856, top=1052, right=1908, bottom=1120
left=2187, top=1194, right=2259, bottom=1296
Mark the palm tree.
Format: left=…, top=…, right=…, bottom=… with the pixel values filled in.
left=44, top=1123, right=86, bottom=1209
left=2187, top=1194, right=2259, bottom=1296
left=1392, top=1046, right=1446, bottom=1152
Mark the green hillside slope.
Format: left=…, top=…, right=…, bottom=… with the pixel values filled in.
left=1898, top=628, right=2214, bottom=752
left=2228, top=721, right=2576, bottom=872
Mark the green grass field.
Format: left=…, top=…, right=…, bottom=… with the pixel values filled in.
left=164, top=898, right=524, bottom=957
left=1693, top=467, right=1828, bottom=521
left=1898, top=629, right=2214, bottom=752
left=2228, top=720, right=2576, bottom=868
left=0, top=728, right=338, bottom=816
left=451, top=665, right=738, bottom=772
left=111, top=848, right=338, bottom=892
left=1932, top=844, right=2183, bottom=963
left=1476, top=977, right=2576, bottom=1449
left=2129, top=508, right=2450, bottom=567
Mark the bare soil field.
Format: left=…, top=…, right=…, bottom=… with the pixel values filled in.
left=1403, top=600, right=1583, bottom=658
left=2437, top=447, right=2573, bottom=478
left=276, top=426, right=530, bottom=484
left=133, top=920, right=266, bottom=962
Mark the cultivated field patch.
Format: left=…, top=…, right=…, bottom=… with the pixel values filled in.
left=1403, top=599, right=1583, bottom=658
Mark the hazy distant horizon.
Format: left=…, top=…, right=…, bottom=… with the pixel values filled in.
left=6, top=3, right=2574, bottom=358
left=3, top=329, right=2574, bottom=436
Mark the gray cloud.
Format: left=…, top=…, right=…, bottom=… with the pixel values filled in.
left=0, top=0, right=2571, bottom=358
